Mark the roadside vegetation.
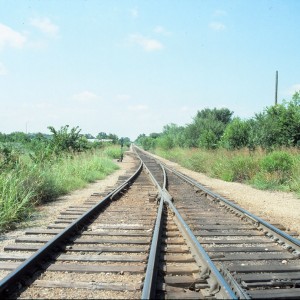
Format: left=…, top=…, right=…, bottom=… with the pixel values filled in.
left=0, top=125, right=128, bottom=232
left=136, top=91, right=300, bottom=196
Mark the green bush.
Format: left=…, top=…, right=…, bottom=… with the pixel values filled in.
left=48, top=125, right=89, bottom=154
left=251, top=151, right=294, bottom=190
left=229, top=156, right=259, bottom=182
left=156, top=135, right=174, bottom=150
left=260, top=151, right=294, bottom=173
left=210, top=155, right=257, bottom=182
left=290, top=155, right=300, bottom=196
left=198, top=130, right=218, bottom=149
left=155, top=148, right=181, bottom=162
left=253, top=93, right=300, bottom=149
left=154, top=146, right=300, bottom=195
left=103, top=146, right=122, bottom=159
left=182, top=150, right=210, bottom=173
left=221, top=118, right=250, bottom=149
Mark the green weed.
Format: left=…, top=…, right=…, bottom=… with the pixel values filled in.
left=103, top=146, right=122, bottom=159
left=0, top=148, right=119, bottom=232
left=153, top=147, right=300, bottom=196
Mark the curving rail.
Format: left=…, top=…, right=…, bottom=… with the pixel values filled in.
left=161, top=163, right=300, bottom=255
left=135, top=147, right=239, bottom=299
left=1, top=147, right=299, bottom=299
left=0, top=160, right=143, bottom=298
left=134, top=145, right=300, bottom=299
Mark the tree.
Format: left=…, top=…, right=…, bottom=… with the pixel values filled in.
left=107, top=133, right=119, bottom=144
left=184, top=108, right=233, bottom=148
left=84, top=133, right=95, bottom=139
left=97, top=132, right=108, bottom=139
left=120, top=137, right=131, bottom=147
left=221, top=118, right=250, bottom=149
left=135, top=134, right=156, bottom=150
left=195, top=107, right=233, bottom=124
left=253, top=92, right=300, bottom=149
left=135, top=133, right=146, bottom=142
left=48, top=125, right=88, bottom=153
left=5, top=132, right=30, bottom=144
left=149, top=132, right=161, bottom=139
left=156, top=124, right=185, bottom=149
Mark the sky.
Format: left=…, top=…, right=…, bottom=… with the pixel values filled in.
left=0, top=0, right=300, bottom=140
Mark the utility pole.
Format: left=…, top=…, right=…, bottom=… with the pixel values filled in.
left=120, top=138, right=124, bottom=162
left=275, top=70, right=278, bottom=105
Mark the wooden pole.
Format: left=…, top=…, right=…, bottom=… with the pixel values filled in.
left=275, top=70, right=278, bottom=105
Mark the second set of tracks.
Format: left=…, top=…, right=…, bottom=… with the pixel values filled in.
left=0, top=147, right=299, bottom=299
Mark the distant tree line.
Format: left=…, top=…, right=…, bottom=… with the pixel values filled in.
left=135, top=91, right=300, bottom=151
left=0, top=125, right=130, bottom=169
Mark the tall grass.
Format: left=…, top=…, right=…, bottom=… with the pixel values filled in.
left=153, top=147, right=300, bottom=196
left=0, top=172, right=37, bottom=229
left=0, top=148, right=119, bottom=231
left=103, top=146, right=125, bottom=159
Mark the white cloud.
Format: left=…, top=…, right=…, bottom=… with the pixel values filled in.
left=30, top=17, right=59, bottom=37
left=286, top=84, right=300, bottom=96
left=154, top=26, right=171, bottom=36
left=209, top=21, right=226, bottom=31
left=129, top=34, right=163, bottom=51
left=213, top=10, right=227, bottom=17
left=0, top=62, right=7, bottom=75
left=73, top=91, right=99, bottom=103
left=0, top=23, right=27, bottom=49
left=130, top=7, right=139, bottom=18
left=117, top=94, right=131, bottom=101
left=180, top=106, right=189, bottom=112
left=26, top=39, right=48, bottom=49
left=128, top=104, right=149, bottom=111
left=33, top=102, right=54, bottom=109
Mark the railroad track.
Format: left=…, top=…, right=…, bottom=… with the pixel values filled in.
left=0, top=148, right=299, bottom=299
left=135, top=146, right=300, bottom=299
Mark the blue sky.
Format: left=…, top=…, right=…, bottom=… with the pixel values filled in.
left=1, top=0, right=300, bottom=140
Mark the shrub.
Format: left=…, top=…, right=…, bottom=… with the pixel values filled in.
left=156, top=135, right=174, bottom=150
left=251, top=151, right=294, bottom=190
left=210, top=154, right=258, bottom=182
left=182, top=150, right=211, bottom=173
left=253, top=93, right=300, bottom=149
left=221, top=118, right=250, bottom=149
left=290, top=155, right=300, bottom=196
left=103, top=146, right=122, bottom=159
left=260, top=151, right=294, bottom=173
left=48, top=125, right=89, bottom=154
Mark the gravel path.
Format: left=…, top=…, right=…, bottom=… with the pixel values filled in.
left=0, top=154, right=135, bottom=253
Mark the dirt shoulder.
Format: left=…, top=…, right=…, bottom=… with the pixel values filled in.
left=152, top=153, right=300, bottom=237
left=0, top=153, right=136, bottom=251
left=1, top=150, right=299, bottom=248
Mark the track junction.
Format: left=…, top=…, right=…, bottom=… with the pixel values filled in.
left=0, top=147, right=299, bottom=299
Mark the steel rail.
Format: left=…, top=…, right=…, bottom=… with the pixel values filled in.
left=157, top=156, right=246, bottom=298
left=134, top=146, right=300, bottom=298
left=0, top=160, right=143, bottom=298
left=134, top=149, right=164, bottom=299
left=135, top=147, right=238, bottom=299
left=163, top=192, right=238, bottom=299
left=141, top=198, right=164, bottom=299
left=135, top=145, right=300, bottom=252
left=162, top=163, right=300, bottom=253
